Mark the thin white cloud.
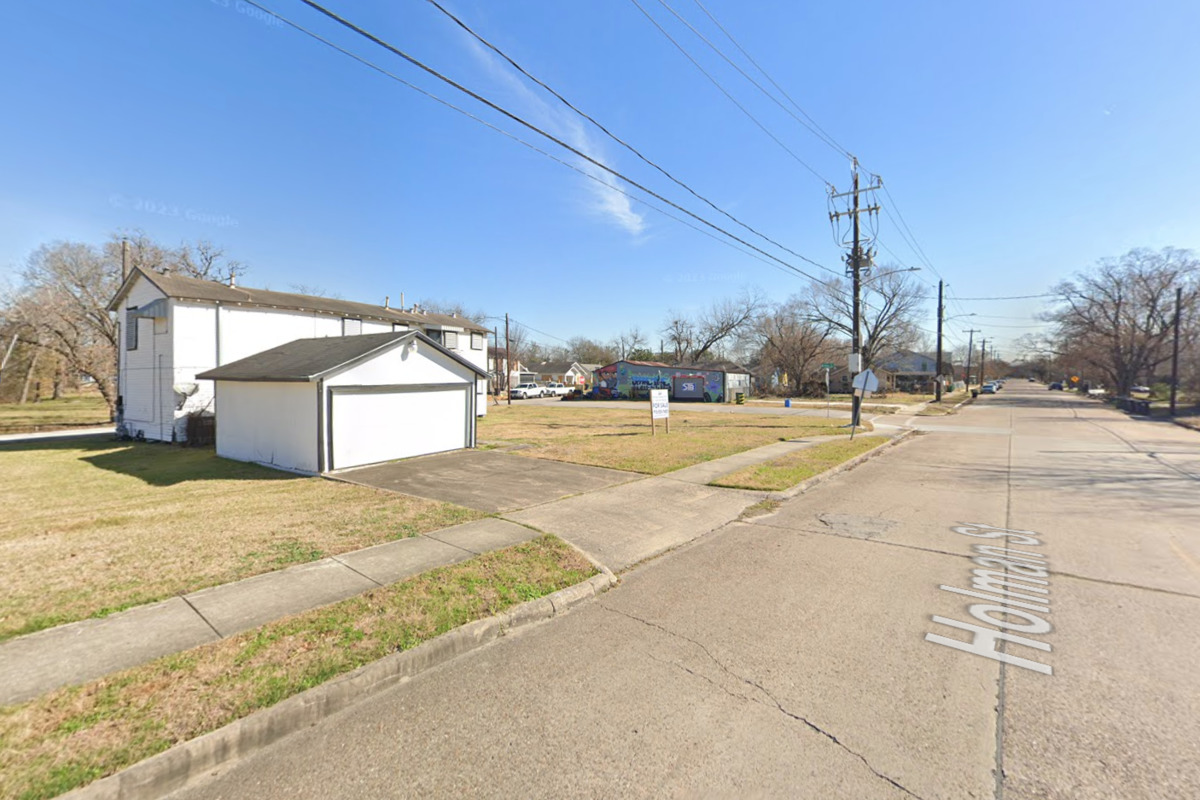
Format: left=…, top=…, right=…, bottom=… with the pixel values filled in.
left=461, top=35, right=646, bottom=237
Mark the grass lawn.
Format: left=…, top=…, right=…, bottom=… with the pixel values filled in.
left=0, top=394, right=110, bottom=434
left=0, top=535, right=595, bottom=800
left=477, top=404, right=859, bottom=474
left=710, top=436, right=890, bottom=491
left=0, top=438, right=483, bottom=641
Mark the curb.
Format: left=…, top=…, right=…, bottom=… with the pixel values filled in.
left=766, top=429, right=917, bottom=501
left=64, top=572, right=618, bottom=800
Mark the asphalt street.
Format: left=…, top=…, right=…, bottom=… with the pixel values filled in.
left=170, top=384, right=1200, bottom=799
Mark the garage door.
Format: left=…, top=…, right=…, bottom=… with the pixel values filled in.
left=329, top=385, right=469, bottom=470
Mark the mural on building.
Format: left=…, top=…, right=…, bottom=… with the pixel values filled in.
left=594, top=362, right=725, bottom=402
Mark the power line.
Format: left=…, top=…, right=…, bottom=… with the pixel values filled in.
left=239, top=2, right=814, bottom=282
left=626, top=0, right=833, bottom=186
left=421, top=0, right=834, bottom=276
left=651, top=0, right=849, bottom=159
left=688, top=0, right=851, bottom=159
left=261, top=0, right=838, bottom=283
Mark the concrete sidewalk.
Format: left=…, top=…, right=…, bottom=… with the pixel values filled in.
left=0, top=426, right=114, bottom=443
left=0, top=429, right=910, bottom=707
left=0, top=518, right=538, bottom=705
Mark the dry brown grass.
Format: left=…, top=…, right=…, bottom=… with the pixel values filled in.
left=0, top=439, right=482, bottom=641
left=0, top=535, right=595, bottom=800
left=478, top=404, right=855, bottom=474
left=711, top=436, right=890, bottom=491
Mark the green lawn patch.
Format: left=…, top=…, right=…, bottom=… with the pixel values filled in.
left=0, top=535, right=595, bottom=800
left=478, top=404, right=861, bottom=475
left=0, top=439, right=483, bottom=641
left=710, top=436, right=890, bottom=491
left=0, top=394, right=110, bottom=434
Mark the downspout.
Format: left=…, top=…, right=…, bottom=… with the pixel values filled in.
left=316, top=378, right=325, bottom=473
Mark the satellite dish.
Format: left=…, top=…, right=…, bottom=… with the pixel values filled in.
left=173, top=383, right=198, bottom=397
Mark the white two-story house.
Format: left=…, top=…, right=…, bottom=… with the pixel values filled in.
left=107, top=268, right=490, bottom=443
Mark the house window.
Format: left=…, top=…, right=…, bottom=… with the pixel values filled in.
left=125, top=308, right=139, bottom=351
left=443, top=331, right=459, bottom=349
left=425, top=329, right=443, bottom=345
left=342, top=318, right=362, bottom=335
left=471, top=332, right=484, bottom=350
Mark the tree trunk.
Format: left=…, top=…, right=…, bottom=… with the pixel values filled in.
left=20, top=348, right=41, bottom=404
left=0, top=335, right=18, bottom=399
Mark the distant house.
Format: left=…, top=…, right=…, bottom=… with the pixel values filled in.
left=876, top=350, right=943, bottom=392
left=531, top=361, right=590, bottom=387
left=487, top=346, right=526, bottom=393
left=106, top=268, right=489, bottom=443
left=828, top=365, right=896, bottom=394
left=198, top=331, right=485, bottom=473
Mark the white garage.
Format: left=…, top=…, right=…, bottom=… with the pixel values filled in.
left=198, top=331, right=486, bottom=474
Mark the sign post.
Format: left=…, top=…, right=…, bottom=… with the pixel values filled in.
left=821, top=362, right=835, bottom=418
left=650, top=389, right=670, bottom=436
left=849, top=368, right=880, bottom=439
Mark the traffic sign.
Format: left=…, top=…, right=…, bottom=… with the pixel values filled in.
left=821, top=363, right=836, bottom=369
left=851, top=369, right=880, bottom=393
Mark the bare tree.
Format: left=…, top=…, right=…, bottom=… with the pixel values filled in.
left=753, top=297, right=833, bottom=394
left=1044, top=247, right=1200, bottom=395
left=691, top=289, right=767, bottom=362
left=9, top=242, right=121, bottom=415
left=805, top=269, right=925, bottom=367
left=662, top=290, right=766, bottom=364
left=413, top=298, right=487, bottom=323
left=613, top=326, right=648, bottom=360
left=566, top=336, right=616, bottom=365
left=661, top=312, right=695, bottom=363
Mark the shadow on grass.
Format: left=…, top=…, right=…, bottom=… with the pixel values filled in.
left=0, top=434, right=300, bottom=486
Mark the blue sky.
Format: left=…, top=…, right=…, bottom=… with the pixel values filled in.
left=2, top=1, right=1198, bottom=359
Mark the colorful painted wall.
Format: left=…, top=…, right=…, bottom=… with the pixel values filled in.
left=594, top=362, right=726, bottom=402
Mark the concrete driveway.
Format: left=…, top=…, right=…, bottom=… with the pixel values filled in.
left=334, top=449, right=641, bottom=513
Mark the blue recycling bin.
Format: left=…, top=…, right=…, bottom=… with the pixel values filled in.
left=784, top=398, right=791, bottom=408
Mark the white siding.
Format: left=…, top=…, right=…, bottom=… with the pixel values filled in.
left=119, top=279, right=168, bottom=439
left=215, top=382, right=319, bottom=473
left=325, top=340, right=474, bottom=388
left=218, top=307, right=341, bottom=363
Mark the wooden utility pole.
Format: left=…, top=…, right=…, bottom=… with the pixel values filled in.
left=493, top=325, right=500, bottom=405
left=1170, top=286, right=1182, bottom=416
left=828, top=158, right=880, bottom=429
left=963, top=329, right=980, bottom=386
left=935, top=280, right=945, bottom=402
left=979, top=338, right=987, bottom=386
left=505, top=313, right=512, bottom=406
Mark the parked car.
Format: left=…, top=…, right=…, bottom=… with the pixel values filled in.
left=510, top=382, right=544, bottom=399
left=1048, top=382, right=1063, bottom=390
left=980, top=383, right=997, bottom=394
left=544, top=382, right=572, bottom=397
left=1131, top=385, right=1151, bottom=394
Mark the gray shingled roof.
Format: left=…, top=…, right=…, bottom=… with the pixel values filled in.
left=196, top=331, right=485, bottom=382
left=108, top=268, right=487, bottom=333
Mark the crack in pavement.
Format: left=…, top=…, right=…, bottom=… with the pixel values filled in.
left=600, top=604, right=927, bottom=800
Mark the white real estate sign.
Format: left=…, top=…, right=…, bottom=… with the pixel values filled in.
left=650, top=389, right=670, bottom=419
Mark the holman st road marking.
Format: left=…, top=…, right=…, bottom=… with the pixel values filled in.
left=925, top=523, right=1055, bottom=675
